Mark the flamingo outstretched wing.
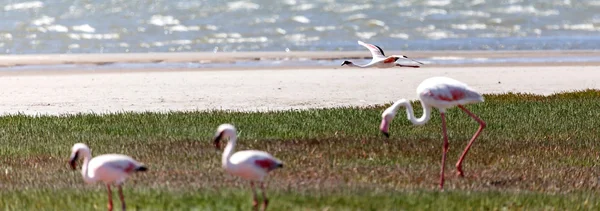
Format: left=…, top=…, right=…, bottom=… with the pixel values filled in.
left=358, top=40, right=386, bottom=59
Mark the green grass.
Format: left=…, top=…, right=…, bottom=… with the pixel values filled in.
left=2, top=189, right=599, bottom=210
left=1, top=89, right=600, bottom=210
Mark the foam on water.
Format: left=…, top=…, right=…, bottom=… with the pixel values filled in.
left=0, top=0, right=600, bottom=55
left=4, top=1, right=44, bottom=11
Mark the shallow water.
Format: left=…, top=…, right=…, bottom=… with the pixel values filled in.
left=2, top=55, right=599, bottom=71
left=1, top=0, right=600, bottom=54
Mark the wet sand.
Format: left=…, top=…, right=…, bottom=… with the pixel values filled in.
left=0, top=55, right=598, bottom=115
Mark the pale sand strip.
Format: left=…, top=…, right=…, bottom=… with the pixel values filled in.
left=0, top=65, right=598, bottom=115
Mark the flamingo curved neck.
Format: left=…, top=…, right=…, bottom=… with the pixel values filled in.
left=222, top=136, right=237, bottom=169
left=391, top=99, right=432, bottom=125
left=80, top=152, right=94, bottom=183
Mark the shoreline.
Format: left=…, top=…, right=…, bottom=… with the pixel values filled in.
left=0, top=64, right=598, bottom=116
left=1, top=50, right=600, bottom=69
left=2, top=62, right=600, bottom=77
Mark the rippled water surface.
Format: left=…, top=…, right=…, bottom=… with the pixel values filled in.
left=2, top=0, right=600, bottom=54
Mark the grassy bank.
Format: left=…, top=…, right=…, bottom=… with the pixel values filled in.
left=1, top=90, right=599, bottom=210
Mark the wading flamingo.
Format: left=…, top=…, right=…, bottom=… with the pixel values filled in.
left=213, top=124, right=283, bottom=211
left=379, top=76, right=486, bottom=189
left=341, top=40, right=423, bottom=68
left=69, top=143, right=148, bottom=211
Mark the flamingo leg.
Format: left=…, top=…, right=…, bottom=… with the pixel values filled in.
left=260, top=182, right=269, bottom=211
left=439, top=112, right=449, bottom=190
left=106, top=184, right=113, bottom=211
left=118, top=185, right=126, bottom=211
left=395, top=64, right=420, bottom=68
left=455, top=105, right=487, bottom=177
left=250, top=182, right=259, bottom=210
left=440, top=112, right=448, bottom=190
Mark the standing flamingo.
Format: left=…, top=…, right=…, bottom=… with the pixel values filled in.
left=341, top=40, right=423, bottom=68
left=213, top=124, right=283, bottom=211
left=379, top=76, right=486, bottom=189
left=68, top=143, right=148, bottom=211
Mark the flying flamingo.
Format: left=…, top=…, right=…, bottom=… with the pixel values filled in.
left=68, top=143, right=148, bottom=211
left=379, top=76, right=486, bottom=189
left=213, top=124, right=284, bottom=211
left=341, top=40, right=423, bottom=68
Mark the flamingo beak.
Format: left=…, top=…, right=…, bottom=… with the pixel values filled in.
left=69, top=152, right=79, bottom=170
left=213, top=132, right=223, bottom=149
left=379, top=119, right=390, bottom=138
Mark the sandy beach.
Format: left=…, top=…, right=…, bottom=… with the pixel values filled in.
left=0, top=52, right=598, bottom=116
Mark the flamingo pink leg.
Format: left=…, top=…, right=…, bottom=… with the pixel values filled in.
left=118, top=185, right=126, bottom=211
left=455, top=105, right=487, bottom=177
left=395, top=64, right=420, bottom=68
left=261, top=182, right=269, bottom=211
left=439, top=112, right=449, bottom=190
left=250, top=182, right=259, bottom=210
left=106, top=184, right=113, bottom=211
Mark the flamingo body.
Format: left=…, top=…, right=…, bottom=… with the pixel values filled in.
left=379, top=76, right=486, bottom=190
left=417, top=76, right=484, bottom=110
left=341, top=40, right=423, bottom=68
left=227, top=149, right=282, bottom=181
left=86, top=154, right=146, bottom=184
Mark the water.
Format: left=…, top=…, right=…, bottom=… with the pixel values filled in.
left=3, top=55, right=600, bottom=72
left=1, top=0, right=600, bottom=54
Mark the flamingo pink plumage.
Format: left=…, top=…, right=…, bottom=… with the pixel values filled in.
left=213, top=124, right=284, bottom=211
left=379, top=76, right=486, bottom=189
left=69, top=143, right=148, bottom=211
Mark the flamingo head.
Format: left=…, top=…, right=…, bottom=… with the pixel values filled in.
left=69, top=143, right=90, bottom=170
left=379, top=107, right=397, bottom=138
left=213, top=124, right=237, bottom=150
left=341, top=61, right=353, bottom=66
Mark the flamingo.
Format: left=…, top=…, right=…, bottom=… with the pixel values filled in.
left=68, top=143, right=148, bottom=211
left=341, top=40, right=423, bottom=68
left=213, top=123, right=284, bottom=211
left=379, top=76, right=486, bottom=189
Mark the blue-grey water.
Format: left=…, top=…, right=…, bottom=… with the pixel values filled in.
left=2, top=55, right=600, bottom=72
left=1, top=0, right=600, bottom=55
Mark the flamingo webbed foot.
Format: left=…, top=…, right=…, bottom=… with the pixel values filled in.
left=456, top=164, right=465, bottom=177
left=456, top=169, right=465, bottom=177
